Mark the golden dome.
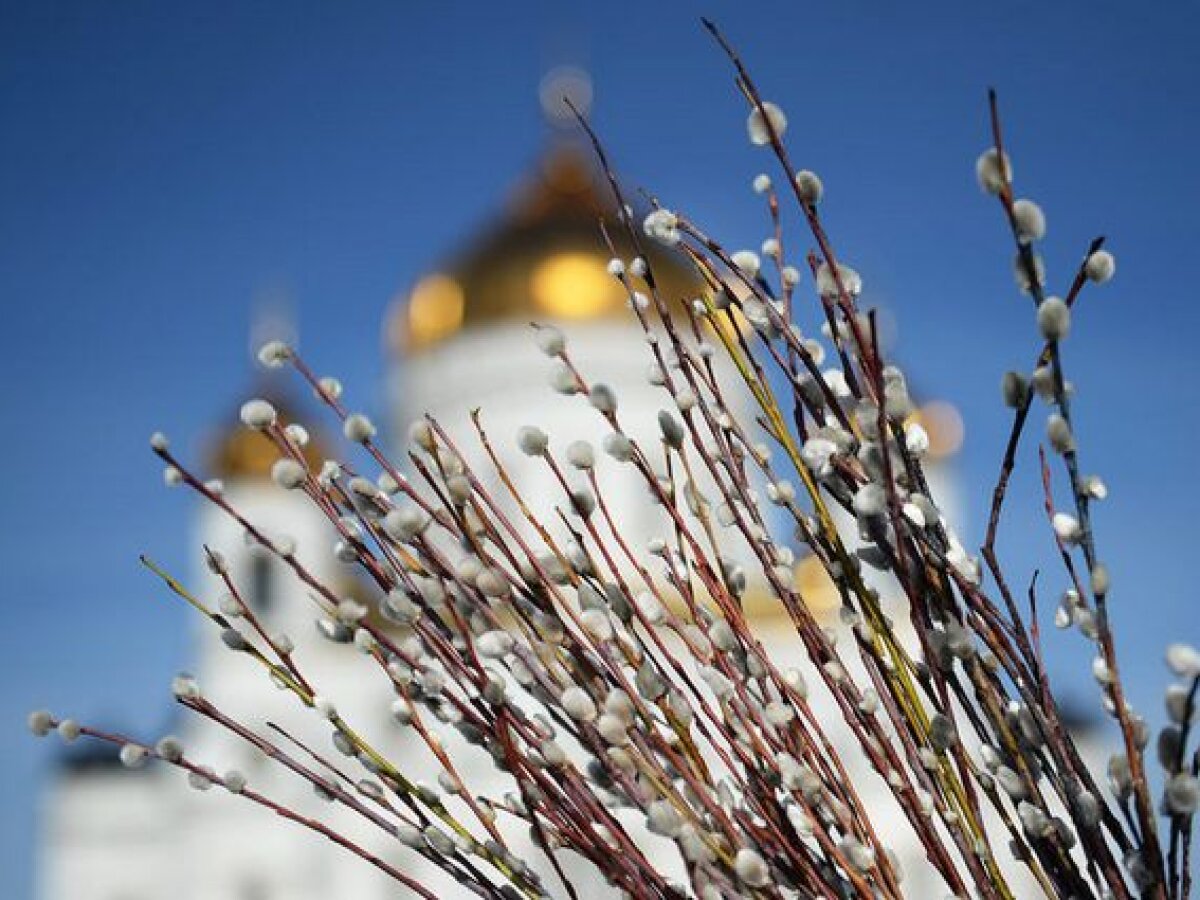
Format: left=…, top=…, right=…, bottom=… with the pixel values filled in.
left=389, top=143, right=708, bottom=355
left=208, top=385, right=329, bottom=481
left=733, top=555, right=841, bottom=628
left=906, top=400, right=964, bottom=459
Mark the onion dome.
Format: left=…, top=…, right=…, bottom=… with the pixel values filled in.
left=387, top=142, right=707, bottom=355
left=207, top=381, right=329, bottom=482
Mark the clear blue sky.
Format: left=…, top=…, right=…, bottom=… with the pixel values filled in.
left=2, top=3, right=1198, bottom=898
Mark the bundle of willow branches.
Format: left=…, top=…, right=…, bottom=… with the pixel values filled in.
left=30, top=22, right=1198, bottom=900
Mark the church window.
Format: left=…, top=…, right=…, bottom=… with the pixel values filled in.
left=248, top=553, right=275, bottom=614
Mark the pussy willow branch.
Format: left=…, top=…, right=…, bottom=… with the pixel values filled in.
left=985, top=87, right=1164, bottom=895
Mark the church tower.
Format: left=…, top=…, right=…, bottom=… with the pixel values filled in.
left=386, top=70, right=965, bottom=625
left=176, top=385, right=399, bottom=900
left=386, top=71, right=717, bottom=561
left=193, top=388, right=335, bottom=753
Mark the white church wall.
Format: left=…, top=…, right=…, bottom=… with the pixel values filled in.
left=39, top=769, right=174, bottom=900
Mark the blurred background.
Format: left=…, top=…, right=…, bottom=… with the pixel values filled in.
left=2, top=2, right=1199, bottom=898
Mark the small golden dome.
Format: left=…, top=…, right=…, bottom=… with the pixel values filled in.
left=208, top=427, right=280, bottom=482
left=405, top=274, right=465, bottom=347
left=389, top=143, right=708, bottom=355
left=792, top=554, right=842, bottom=617
left=208, top=386, right=328, bottom=481
left=907, top=400, right=964, bottom=458
left=737, top=554, right=842, bottom=628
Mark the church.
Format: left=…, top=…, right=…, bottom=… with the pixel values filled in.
left=35, top=72, right=1066, bottom=900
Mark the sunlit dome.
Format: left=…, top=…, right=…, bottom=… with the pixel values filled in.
left=907, top=400, right=964, bottom=459
left=207, top=383, right=328, bottom=481
left=388, top=141, right=707, bottom=355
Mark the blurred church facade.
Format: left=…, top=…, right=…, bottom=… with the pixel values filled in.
left=35, top=73, right=1014, bottom=900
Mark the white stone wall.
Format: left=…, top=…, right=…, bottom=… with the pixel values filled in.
left=39, top=769, right=174, bottom=900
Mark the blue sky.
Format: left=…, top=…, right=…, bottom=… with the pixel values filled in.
left=2, top=2, right=1199, bottom=897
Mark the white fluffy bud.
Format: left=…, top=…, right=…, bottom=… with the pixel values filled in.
left=1001, top=371, right=1029, bottom=408
left=734, top=847, right=770, bottom=887
left=317, top=376, right=343, bottom=401
left=535, top=326, right=566, bottom=356
left=589, top=383, right=617, bottom=414
left=27, top=710, right=53, bottom=737
left=119, top=744, right=148, bottom=768
left=603, top=432, right=634, bottom=462
left=343, top=413, right=376, bottom=444
left=747, top=102, right=787, bottom=145
left=1012, top=199, right=1046, bottom=243
left=476, top=630, right=514, bottom=659
left=793, top=169, right=823, bottom=204
left=1167, top=773, right=1200, bottom=815
left=975, top=148, right=1012, bottom=194
left=643, top=208, right=681, bottom=246
left=731, top=250, right=761, bottom=278
left=382, top=506, right=429, bottom=543
left=171, top=673, right=201, bottom=700
left=816, top=262, right=862, bottom=298
left=1085, top=250, right=1116, bottom=284
left=257, top=340, right=291, bottom=368
left=1046, top=414, right=1074, bottom=453
left=239, top=399, right=276, bottom=430
left=1037, top=297, right=1070, bottom=341
left=853, top=483, right=887, bottom=517
left=904, top=422, right=930, bottom=455
left=561, top=686, right=597, bottom=723
left=1167, top=644, right=1200, bottom=679
left=647, top=800, right=682, bottom=837
left=271, top=458, right=307, bottom=490
left=566, top=440, right=595, bottom=470
left=517, top=426, right=549, bottom=456
left=1052, top=512, right=1082, bottom=545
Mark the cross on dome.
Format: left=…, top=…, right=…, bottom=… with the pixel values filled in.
left=538, top=65, right=593, bottom=127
